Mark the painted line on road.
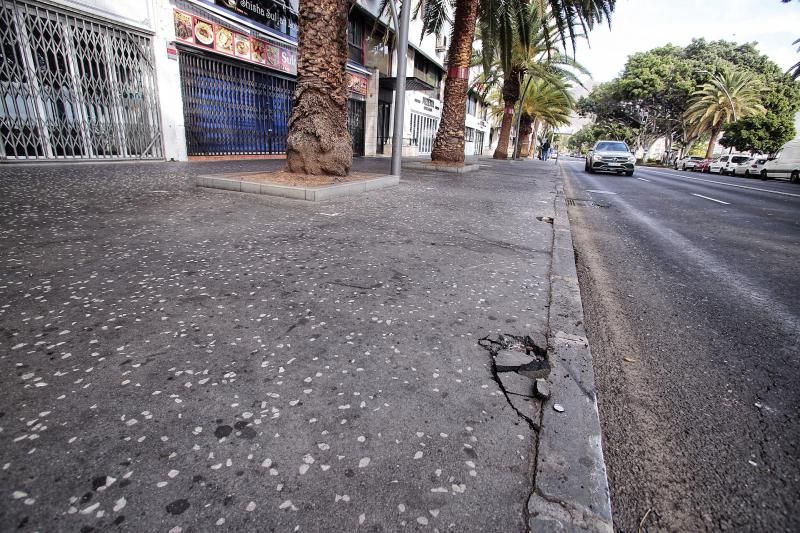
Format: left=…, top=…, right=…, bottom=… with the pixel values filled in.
left=642, top=169, right=800, bottom=198
left=635, top=177, right=650, bottom=182
left=691, top=193, right=730, bottom=205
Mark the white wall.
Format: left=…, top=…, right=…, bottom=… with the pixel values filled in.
left=152, top=1, right=188, bottom=161
left=47, top=0, right=155, bottom=31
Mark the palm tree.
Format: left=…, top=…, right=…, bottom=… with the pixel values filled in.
left=430, top=0, right=481, bottom=164
left=481, top=7, right=586, bottom=159
left=419, top=0, right=615, bottom=164
left=286, top=0, right=351, bottom=176
left=515, top=77, right=574, bottom=157
left=684, top=70, right=766, bottom=159
left=789, top=38, right=800, bottom=80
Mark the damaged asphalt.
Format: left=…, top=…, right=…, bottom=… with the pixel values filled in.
left=0, top=157, right=610, bottom=531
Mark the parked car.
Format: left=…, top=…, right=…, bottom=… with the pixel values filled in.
left=761, top=140, right=800, bottom=183
left=710, top=154, right=750, bottom=175
left=585, top=140, right=636, bottom=176
left=674, top=155, right=705, bottom=171
left=693, top=158, right=713, bottom=173
left=732, top=157, right=767, bottom=177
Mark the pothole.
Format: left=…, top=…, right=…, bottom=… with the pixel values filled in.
left=479, top=334, right=550, bottom=431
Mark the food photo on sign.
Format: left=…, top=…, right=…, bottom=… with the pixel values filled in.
left=234, top=33, right=251, bottom=59
left=215, top=26, right=234, bottom=54
left=194, top=19, right=215, bottom=47
left=174, top=11, right=193, bottom=42
left=251, top=39, right=266, bottom=64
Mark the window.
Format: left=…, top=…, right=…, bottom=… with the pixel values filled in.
left=364, top=25, right=393, bottom=76
left=465, top=127, right=475, bottom=142
left=595, top=141, right=629, bottom=152
left=348, top=15, right=364, bottom=64
left=414, top=53, right=443, bottom=98
left=466, top=95, right=478, bottom=116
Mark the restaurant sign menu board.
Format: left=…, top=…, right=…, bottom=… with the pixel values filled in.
left=173, top=9, right=297, bottom=75
left=347, top=73, right=369, bottom=96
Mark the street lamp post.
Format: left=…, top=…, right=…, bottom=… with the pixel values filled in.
left=390, top=0, right=411, bottom=177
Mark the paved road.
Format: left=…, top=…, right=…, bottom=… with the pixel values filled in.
left=561, top=160, right=800, bottom=532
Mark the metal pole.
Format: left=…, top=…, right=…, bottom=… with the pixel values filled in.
left=390, top=0, right=411, bottom=176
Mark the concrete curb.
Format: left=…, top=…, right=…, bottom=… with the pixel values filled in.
left=403, top=162, right=481, bottom=174
left=527, top=168, right=614, bottom=532
left=195, top=174, right=399, bottom=201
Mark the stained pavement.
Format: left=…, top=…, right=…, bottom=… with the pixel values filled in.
left=0, top=158, right=561, bottom=532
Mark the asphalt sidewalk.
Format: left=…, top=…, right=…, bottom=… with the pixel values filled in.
left=0, top=157, right=610, bottom=532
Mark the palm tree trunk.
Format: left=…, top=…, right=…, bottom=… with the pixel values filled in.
left=516, top=113, right=532, bottom=158
left=493, top=66, right=523, bottom=159
left=493, top=105, right=514, bottom=159
left=286, top=0, right=351, bottom=176
left=705, top=123, right=722, bottom=159
left=528, top=118, right=540, bottom=159
left=431, top=0, right=480, bottom=163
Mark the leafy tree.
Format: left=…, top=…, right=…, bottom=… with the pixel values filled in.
left=565, top=121, right=637, bottom=153
left=720, top=114, right=796, bottom=155
left=615, top=46, right=696, bottom=156
left=567, top=124, right=594, bottom=153
left=719, top=76, right=799, bottom=154
left=578, top=39, right=798, bottom=161
left=684, top=69, right=766, bottom=158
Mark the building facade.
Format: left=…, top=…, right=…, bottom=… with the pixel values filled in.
left=0, top=0, right=489, bottom=162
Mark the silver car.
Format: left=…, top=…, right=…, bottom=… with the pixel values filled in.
left=585, top=140, right=636, bottom=176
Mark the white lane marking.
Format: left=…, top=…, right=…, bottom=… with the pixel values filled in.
left=568, top=167, right=800, bottom=340
left=691, top=193, right=730, bottom=205
left=635, top=177, right=650, bottom=182
left=586, top=190, right=618, bottom=194
left=642, top=169, right=800, bottom=198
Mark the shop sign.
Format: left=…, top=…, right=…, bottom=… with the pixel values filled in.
left=347, top=73, right=369, bottom=96
left=173, top=9, right=297, bottom=75
left=214, top=0, right=298, bottom=38
left=166, top=43, right=178, bottom=60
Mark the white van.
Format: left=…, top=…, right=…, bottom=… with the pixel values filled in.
left=762, top=140, right=800, bottom=183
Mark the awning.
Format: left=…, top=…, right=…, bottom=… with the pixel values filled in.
left=379, top=76, right=434, bottom=91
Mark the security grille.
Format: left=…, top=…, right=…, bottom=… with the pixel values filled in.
left=179, top=50, right=295, bottom=156
left=475, top=130, right=484, bottom=155
left=0, top=0, right=162, bottom=160
left=347, top=98, right=364, bottom=157
left=410, top=112, right=438, bottom=155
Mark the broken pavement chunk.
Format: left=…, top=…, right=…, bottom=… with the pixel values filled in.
left=534, top=378, right=550, bottom=400
left=494, top=349, right=534, bottom=368
left=498, top=371, right=535, bottom=398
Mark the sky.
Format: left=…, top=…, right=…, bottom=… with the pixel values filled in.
left=573, top=0, right=799, bottom=84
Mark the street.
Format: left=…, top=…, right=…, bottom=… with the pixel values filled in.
left=562, top=160, right=800, bottom=531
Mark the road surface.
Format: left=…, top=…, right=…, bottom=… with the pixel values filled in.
left=561, top=160, right=800, bottom=532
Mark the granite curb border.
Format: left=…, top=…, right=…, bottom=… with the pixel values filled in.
left=403, top=162, right=481, bottom=174
left=527, top=166, right=614, bottom=532
left=195, top=174, right=399, bottom=201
